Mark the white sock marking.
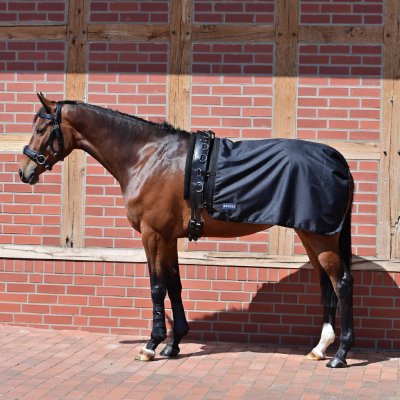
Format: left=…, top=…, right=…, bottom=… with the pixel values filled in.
left=311, top=323, right=335, bottom=359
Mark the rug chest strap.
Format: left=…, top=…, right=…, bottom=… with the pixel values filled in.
left=188, top=131, right=214, bottom=241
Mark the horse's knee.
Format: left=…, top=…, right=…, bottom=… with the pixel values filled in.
left=317, top=251, right=341, bottom=271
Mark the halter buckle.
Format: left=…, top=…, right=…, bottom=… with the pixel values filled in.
left=36, top=154, right=46, bottom=165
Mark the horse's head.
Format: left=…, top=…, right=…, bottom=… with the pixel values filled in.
left=19, top=93, right=67, bottom=185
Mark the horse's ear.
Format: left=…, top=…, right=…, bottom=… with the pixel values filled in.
left=37, top=92, right=56, bottom=113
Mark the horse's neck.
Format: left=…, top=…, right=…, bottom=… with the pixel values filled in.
left=73, top=109, right=158, bottom=186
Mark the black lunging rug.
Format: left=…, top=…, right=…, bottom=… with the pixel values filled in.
left=186, top=136, right=351, bottom=236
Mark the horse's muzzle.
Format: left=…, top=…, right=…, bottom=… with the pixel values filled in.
left=19, top=168, right=38, bottom=185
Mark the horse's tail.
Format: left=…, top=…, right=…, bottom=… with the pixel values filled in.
left=320, top=174, right=353, bottom=310
left=339, top=173, right=354, bottom=269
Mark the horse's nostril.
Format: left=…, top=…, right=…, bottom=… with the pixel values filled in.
left=18, top=169, right=23, bottom=179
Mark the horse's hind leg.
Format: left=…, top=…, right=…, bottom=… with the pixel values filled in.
left=300, top=239, right=337, bottom=361
left=326, top=260, right=353, bottom=367
left=298, top=231, right=354, bottom=368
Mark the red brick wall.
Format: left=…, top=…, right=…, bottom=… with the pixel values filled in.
left=0, top=259, right=399, bottom=350
left=0, top=154, right=62, bottom=246
left=0, top=1, right=66, bottom=24
left=194, top=0, right=275, bottom=24
left=192, top=43, right=274, bottom=139
left=89, top=1, right=169, bottom=23
left=300, top=0, right=383, bottom=25
left=0, top=41, right=65, bottom=135
left=87, top=42, right=168, bottom=117
left=0, top=40, right=65, bottom=247
left=297, top=44, right=382, bottom=142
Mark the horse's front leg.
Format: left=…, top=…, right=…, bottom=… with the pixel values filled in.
left=136, top=228, right=169, bottom=361
left=136, top=229, right=189, bottom=361
left=160, top=265, right=190, bottom=357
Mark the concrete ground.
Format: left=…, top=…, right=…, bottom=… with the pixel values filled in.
left=0, top=325, right=399, bottom=400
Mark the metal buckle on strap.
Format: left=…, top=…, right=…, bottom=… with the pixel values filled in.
left=23, top=145, right=52, bottom=170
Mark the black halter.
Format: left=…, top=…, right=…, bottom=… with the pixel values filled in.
left=23, top=103, right=64, bottom=171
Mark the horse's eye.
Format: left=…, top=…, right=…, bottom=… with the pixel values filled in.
left=37, top=127, right=45, bottom=134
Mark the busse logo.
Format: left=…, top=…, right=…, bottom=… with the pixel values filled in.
left=222, top=203, right=237, bottom=210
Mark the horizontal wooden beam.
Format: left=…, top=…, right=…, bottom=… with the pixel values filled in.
left=88, top=24, right=169, bottom=42
left=192, top=24, right=275, bottom=42
left=0, top=134, right=31, bottom=152
left=0, top=25, right=66, bottom=40
left=0, top=245, right=399, bottom=272
left=320, top=141, right=381, bottom=160
left=1, top=24, right=385, bottom=45
left=299, top=25, right=383, bottom=44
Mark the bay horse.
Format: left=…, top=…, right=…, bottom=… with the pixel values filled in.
left=19, top=93, right=354, bottom=368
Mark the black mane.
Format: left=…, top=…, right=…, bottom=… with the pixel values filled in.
left=65, top=101, right=185, bottom=134
left=34, top=100, right=187, bottom=135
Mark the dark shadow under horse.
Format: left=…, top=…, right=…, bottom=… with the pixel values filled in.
left=19, top=94, right=354, bottom=368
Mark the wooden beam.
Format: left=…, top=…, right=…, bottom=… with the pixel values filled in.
left=61, top=0, right=88, bottom=248
left=270, top=0, right=299, bottom=256
left=378, top=0, right=400, bottom=258
left=168, top=0, right=193, bottom=252
left=88, top=23, right=169, bottom=42
left=272, top=0, right=299, bottom=138
left=299, top=25, right=383, bottom=44
left=0, top=23, right=384, bottom=45
left=168, top=0, right=192, bottom=129
left=0, top=25, right=66, bottom=40
left=0, top=135, right=31, bottom=152
left=318, top=141, right=381, bottom=160
left=192, top=24, right=275, bottom=42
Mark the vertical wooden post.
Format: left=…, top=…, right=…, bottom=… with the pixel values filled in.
left=269, top=0, right=299, bottom=256
left=379, top=0, right=400, bottom=258
left=61, top=0, right=88, bottom=248
left=168, top=0, right=192, bottom=251
left=168, top=0, right=192, bottom=129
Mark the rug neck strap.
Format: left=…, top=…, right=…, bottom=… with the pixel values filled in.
left=187, top=130, right=214, bottom=241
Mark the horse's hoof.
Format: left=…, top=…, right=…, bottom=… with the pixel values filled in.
left=306, top=351, right=325, bottom=361
left=326, top=357, right=347, bottom=368
left=135, top=347, right=155, bottom=362
left=160, top=344, right=180, bottom=357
